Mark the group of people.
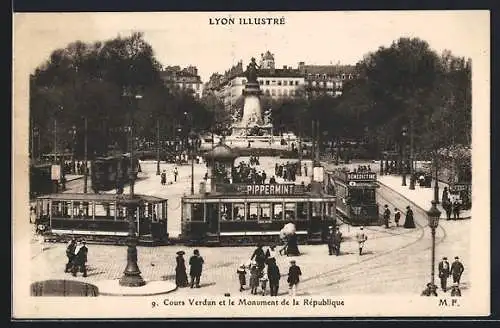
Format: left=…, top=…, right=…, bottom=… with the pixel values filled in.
left=441, top=187, right=463, bottom=220
left=423, top=256, right=465, bottom=297
left=231, top=161, right=268, bottom=184
left=274, top=161, right=301, bottom=182
left=236, top=244, right=302, bottom=296
left=249, top=156, right=260, bottom=166
left=382, top=205, right=416, bottom=229
left=353, top=165, right=372, bottom=173
left=160, top=167, right=179, bottom=185
left=64, top=238, right=89, bottom=277
left=175, top=249, right=205, bottom=289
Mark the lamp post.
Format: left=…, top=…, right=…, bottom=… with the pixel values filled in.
left=401, top=126, right=407, bottom=186
left=156, top=118, right=161, bottom=176
left=409, top=119, right=415, bottom=190
left=69, top=125, right=77, bottom=174
left=119, top=91, right=146, bottom=288
left=189, top=130, right=197, bottom=195
left=424, top=200, right=441, bottom=295
left=83, top=116, right=88, bottom=193
left=433, top=152, right=440, bottom=204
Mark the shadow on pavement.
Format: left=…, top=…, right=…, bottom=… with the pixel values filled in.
left=31, top=280, right=99, bottom=296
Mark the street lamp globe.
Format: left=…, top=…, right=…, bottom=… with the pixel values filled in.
left=427, top=200, right=441, bottom=229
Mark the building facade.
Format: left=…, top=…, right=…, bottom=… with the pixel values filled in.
left=160, top=65, right=204, bottom=98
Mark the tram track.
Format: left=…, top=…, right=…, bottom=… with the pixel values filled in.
left=300, top=183, right=447, bottom=292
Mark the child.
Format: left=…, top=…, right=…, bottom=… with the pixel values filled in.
left=249, top=263, right=260, bottom=295
left=394, top=208, right=401, bottom=227
left=237, top=264, right=247, bottom=292
left=259, top=271, right=269, bottom=296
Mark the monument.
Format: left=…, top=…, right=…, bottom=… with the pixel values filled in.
left=231, top=57, right=273, bottom=138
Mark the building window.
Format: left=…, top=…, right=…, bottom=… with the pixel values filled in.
left=295, top=81, right=299, bottom=86
left=323, top=82, right=327, bottom=88
left=259, top=80, right=263, bottom=85
left=284, top=89, right=289, bottom=96
left=265, top=80, right=270, bottom=85
left=242, top=79, right=246, bottom=85
left=342, top=74, right=346, bottom=80
left=283, top=80, right=288, bottom=86
left=348, top=74, right=353, bottom=80
left=271, top=89, right=276, bottom=96
left=272, top=80, right=276, bottom=85
left=277, top=80, right=282, bottom=86
left=277, top=89, right=282, bottom=96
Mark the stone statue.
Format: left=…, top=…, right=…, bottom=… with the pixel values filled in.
left=246, top=57, right=259, bottom=84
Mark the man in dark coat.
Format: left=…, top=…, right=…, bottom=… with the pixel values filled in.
left=451, top=256, right=465, bottom=285
left=334, top=227, right=343, bottom=256
left=452, top=200, right=461, bottom=220
left=438, top=256, right=450, bottom=292
left=175, top=251, right=188, bottom=287
left=267, top=262, right=281, bottom=296
left=383, top=205, right=391, bottom=228
left=404, top=206, right=416, bottom=228
left=287, top=260, right=302, bottom=296
left=189, top=249, right=204, bottom=288
left=443, top=200, right=452, bottom=220
left=71, top=240, right=88, bottom=277
left=326, top=226, right=335, bottom=255
left=65, top=238, right=77, bottom=273
left=250, top=244, right=266, bottom=272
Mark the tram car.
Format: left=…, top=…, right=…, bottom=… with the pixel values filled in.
left=325, top=168, right=380, bottom=226
left=180, top=183, right=336, bottom=246
left=91, top=153, right=140, bottom=193
left=30, top=163, right=54, bottom=198
left=34, top=193, right=168, bottom=245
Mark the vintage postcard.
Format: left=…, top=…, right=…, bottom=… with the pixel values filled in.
left=12, top=11, right=490, bottom=318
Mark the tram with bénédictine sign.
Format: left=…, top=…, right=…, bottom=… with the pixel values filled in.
left=180, top=182, right=336, bottom=246
left=34, top=193, right=168, bottom=245
left=324, top=168, right=380, bottom=226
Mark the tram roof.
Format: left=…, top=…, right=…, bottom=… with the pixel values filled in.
left=182, top=191, right=336, bottom=200
left=36, top=193, right=167, bottom=203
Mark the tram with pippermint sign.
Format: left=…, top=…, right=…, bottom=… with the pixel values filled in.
left=34, top=193, right=168, bottom=245
left=180, top=182, right=336, bottom=246
left=325, top=168, right=380, bottom=226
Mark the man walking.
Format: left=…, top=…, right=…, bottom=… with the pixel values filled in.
left=174, top=167, right=179, bottom=182
left=268, top=262, right=281, bottom=296
left=327, top=226, right=335, bottom=255
left=355, top=227, right=368, bottom=256
left=394, top=208, right=401, bottom=227
left=189, top=249, right=204, bottom=288
left=438, top=256, right=450, bottom=292
left=71, top=240, right=88, bottom=277
left=334, top=226, right=343, bottom=256
left=64, top=238, right=77, bottom=273
left=383, top=204, right=391, bottom=228
left=450, top=256, right=465, bottom=286
left=287, top=260, right=302, bottom=296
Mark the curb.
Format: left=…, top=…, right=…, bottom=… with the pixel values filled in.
left=377, top=180, right=471, bottom=220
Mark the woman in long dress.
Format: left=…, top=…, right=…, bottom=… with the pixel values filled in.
left=175, top=251, right=189, bottom=287
left=404, top=206, right=416, bottom=228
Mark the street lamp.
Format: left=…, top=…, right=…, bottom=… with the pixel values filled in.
left=423, top=200, right=441, bottom=296
left=401, top=126, right=407, bottom=186
left=433, top=152, right=440, bottom=204
left=189, top=130, right=197, bottom=195
left=156, top=118, right=161, bottom=176
left=69, top=125, right=77, bottom=174
left=83, top=116, right=88, bottom=193
left=119, top=90, right=146, bottom=288
left=409, top=119, right=415, bottom=190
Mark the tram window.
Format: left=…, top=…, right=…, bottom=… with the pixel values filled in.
left=259, top=203, right=271, bottom=222
left=309, top=202, right=322, bottom=218
left=220, top=203, right=232, bottom=221
left=247, top=203, right=258, bottom=221
left=272, top=203, right=283, bottom=221
left=364, top=189, right=376, bottom=202
left=206, top=203, right=219, bottom=222
left=116, top=205, right=127, bottom=220
left=94, top=202, right=114, bottom=220
left=51, top=201, right=70, bottom=217
left=297, top=202, right=307, bottom=220
left=191, top=203, right=204, bottom=222
left=233, top=203, right=245, bottom=221
left=285, top=203, right=296, bottom=221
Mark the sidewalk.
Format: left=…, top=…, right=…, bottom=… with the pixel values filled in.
left=378, top=175, right=471, bottom=220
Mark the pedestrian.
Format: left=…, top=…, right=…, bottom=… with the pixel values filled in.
left=249, top=262, right=260, bottom=295
left=394, top=208, right=401, bottom=227
left=71, top=240, right=88, bottom=277
left=237, top=264, right=247, bottom=292
left=285, top=233, right=300, bottom=256
left=265, top=245, right=277, bottom=265
left=250, top=244, right=266, bottom=272
left=304, top=163, right=308, bottom=177
left=287, top=260, right=302, bottom=296
left=404, top=206, right=416, bottom=228
left=450, top=283, right=462, bottom=297
left=175, top=251, right=189, bottom=288
left=442, top=187, right=449, bottom=205
left=444, top=200, right=452, bottom=220
left=450, top=256, right=465, bottom=285
left=438, top=256, right=450, bottom=292
left=259, top=271, right=269, bottom=296
left=355, top=227, right=368, bottom=256
left=334, top=226, right=343, bottom=256
left=327, top=226, right=335, bottom=255
left=189, top=249, right=204, bottom=288
left=174, top=167, right=178, bottom=182
left=269, top=176, right=276, bottom=184
left=383, top=204, right=391, bottom=228
left=64, top=238, right=77, bottom=273
left=452, top=200, right=461, bottom=220
left=161, top=170, right=167, bottom=185
left=267, top=262, right=281, bottom=296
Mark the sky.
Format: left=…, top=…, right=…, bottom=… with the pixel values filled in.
left=14, top=11, right=489, bottom=82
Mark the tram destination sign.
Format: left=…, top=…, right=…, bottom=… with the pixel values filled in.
left=347, top=172, right=377, bottom=181
left=216, top=183, right=305, bottom=195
